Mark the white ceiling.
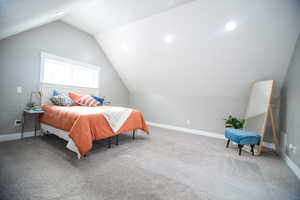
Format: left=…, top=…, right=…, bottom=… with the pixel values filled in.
left=96, top=0, right=300, bottom=97
left=62, top=0, right=196, bottom=35
left=0, top=0, right=86, bottom=40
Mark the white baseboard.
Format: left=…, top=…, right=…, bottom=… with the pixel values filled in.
left=0, top=131, right=35, bottom=142
left=279, top=132, right=300, bottom=179
left=147, top=121, right=225, bottom=140
left=263, top=142, right=275, bottom=150
left=281, top=152, right=300, bottom=179
left=148, top=121, right=276, bottom=149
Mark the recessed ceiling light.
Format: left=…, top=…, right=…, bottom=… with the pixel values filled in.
left=225, top=21, right=237, bottom=31
left=164, top=35, right=174, bottom=43
left=123, top=46, right=129, bottom=52
left=55, top=11, right=65, bottom=17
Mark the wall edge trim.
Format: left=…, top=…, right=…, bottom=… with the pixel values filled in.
left=147, top=121, right=225, bottom=139
left=281, top=152, right=300, bottom=180
left=0, top=131, right=35, bottom=142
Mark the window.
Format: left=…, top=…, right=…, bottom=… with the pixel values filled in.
left=40, top=52, right=100, bottom=88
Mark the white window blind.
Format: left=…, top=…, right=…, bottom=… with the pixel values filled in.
left=40, top=52, right=100, bottom=88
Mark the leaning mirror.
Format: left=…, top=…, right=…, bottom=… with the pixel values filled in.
left=244, top=80, right=279, bottom=154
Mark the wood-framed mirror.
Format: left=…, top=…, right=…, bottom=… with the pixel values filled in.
left=244, top=80, right=280, bottom=155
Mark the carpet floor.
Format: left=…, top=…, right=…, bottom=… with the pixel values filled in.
left=0, top=127, right=299, bottom=200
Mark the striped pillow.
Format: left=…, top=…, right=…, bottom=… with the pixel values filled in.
left=76, top=95, right=100, bottom=107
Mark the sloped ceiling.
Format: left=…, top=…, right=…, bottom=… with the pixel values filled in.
left=0, top=0, right=193, bottom=40
left=94, top=0, right=300, bottom=97
left=62, top=0, right=196, bottom=35
left=0, top=0, right=86, bottom=40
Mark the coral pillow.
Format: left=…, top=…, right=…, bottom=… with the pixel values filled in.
left=69, top=92, right=82, bottom=102
left=76, top=95, right=100, bottom=107
left=69, top=92, right=83, bottom=106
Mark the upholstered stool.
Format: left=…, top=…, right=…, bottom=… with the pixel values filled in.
left=224, top=128, right=261, bottom=156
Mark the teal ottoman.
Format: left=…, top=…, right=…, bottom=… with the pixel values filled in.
left=224, top=128, right=261, bottom=156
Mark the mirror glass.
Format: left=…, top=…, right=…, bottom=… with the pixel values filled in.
left=244, top=80, right=274, bottom=134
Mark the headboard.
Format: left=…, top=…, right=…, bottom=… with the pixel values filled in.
left=40, top=83, right=100, bottom=105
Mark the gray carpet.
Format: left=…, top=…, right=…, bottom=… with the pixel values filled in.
left=0, top=127, right=299, bottom=200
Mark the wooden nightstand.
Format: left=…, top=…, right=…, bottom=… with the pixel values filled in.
left=21, top=109, right=44, bottom=139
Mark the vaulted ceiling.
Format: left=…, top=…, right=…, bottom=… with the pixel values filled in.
left=0, top=0, right=87, bottom=40
left=1, top=0, right=300, bottom=97
left=63, top=0, right=196, bottom=35
left=95, top=0, right=300, bottom=97
left=0, top=0, right=195, bottom=40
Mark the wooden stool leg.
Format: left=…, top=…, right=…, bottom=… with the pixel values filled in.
left=238, top=144, right=244, bottom=156
left=250, top=144, right=255, bottom=156
left=226, top=140, right=230, bottom=148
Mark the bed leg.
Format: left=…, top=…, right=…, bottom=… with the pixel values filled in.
left=115, top=135, right=119, bottom=145
left=108, top=137, right=111, bottom=148
left=132, top=130, right=136, bottom=140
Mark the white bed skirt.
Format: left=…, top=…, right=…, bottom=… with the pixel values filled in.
left=41, top=123, right=81, bottom=159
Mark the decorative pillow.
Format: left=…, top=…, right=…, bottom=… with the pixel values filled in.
left=53, top=90, right=62, bottom=96
left=92, top=95, right=105, bottom=105
left=50, top=95, right=73, bottom=106
left=76, top=95, right=100, bottom=107
left=69, top=92, right=83, bottom=106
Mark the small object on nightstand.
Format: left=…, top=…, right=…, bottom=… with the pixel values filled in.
left=21, top=108, right=44, bottom=139
left=104, top=101, right=111, bottom=105
left=103, top=99, right=111, bottom=105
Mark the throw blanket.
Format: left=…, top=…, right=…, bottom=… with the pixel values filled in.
left=40, top=105, right=149, bottom=157
left=98, top=107, right=133, bottom=133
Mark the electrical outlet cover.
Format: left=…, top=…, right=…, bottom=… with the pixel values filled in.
left=16, top=86, right=22, bottom=94
left=14, top=120, right=22, bottom=127
left=293, top=147, right=296, bottom=154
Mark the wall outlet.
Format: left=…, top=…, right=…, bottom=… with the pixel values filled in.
left=14, top=120, right=22, bottom=127
left=16, top=86, right=22, bottom=94
left=288, top=144, right=297, bottom=154
left=186, top=120, right=190, bottom=126
left=292, top=146, right=297, bottom=154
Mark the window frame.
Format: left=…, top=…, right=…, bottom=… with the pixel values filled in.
left=40, top=52, right=101, bottom=89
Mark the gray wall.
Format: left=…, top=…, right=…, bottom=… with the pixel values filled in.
left=280, top=33, right=300, bottom=168
left=0, top=21, right=129, bottom=135
left=129, top=93, right=281, bottom=139
left=130, top=93, right=248, bottom=133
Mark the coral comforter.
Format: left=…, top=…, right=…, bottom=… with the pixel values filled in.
left=40, top=105, right=149, bottom=156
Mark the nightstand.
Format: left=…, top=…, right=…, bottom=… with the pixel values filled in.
left=21, top=109, right=44, bottom=139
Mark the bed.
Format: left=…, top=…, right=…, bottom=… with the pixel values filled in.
left=39, top=83, right=149, bottom=158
